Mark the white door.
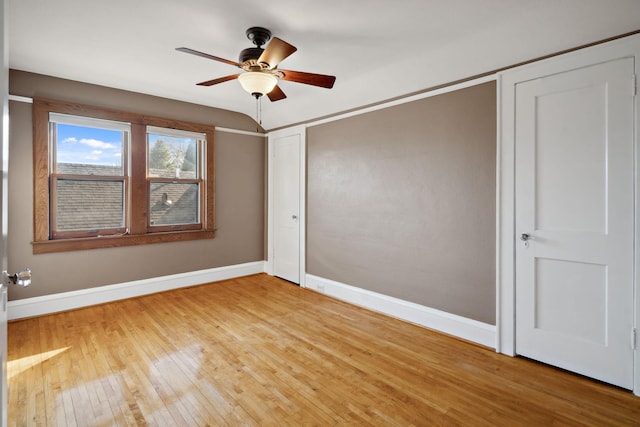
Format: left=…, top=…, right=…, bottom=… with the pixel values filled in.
left=0, top=0, right=8, bottom=423
left=270, top=127, right=304, bottom=284
left=515, top=57, right=635, bottom=388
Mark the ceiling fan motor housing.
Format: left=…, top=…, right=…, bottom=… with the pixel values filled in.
left=239, top=47, right=264, bottom=64
left=240, top=27, right=272, bottom=65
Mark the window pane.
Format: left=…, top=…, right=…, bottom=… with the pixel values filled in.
left=55, top=123, right=124, bottom=175
left=55, top=179, right=125, bottom=231
left=148, top=133, right=199, bottom=179
left=149, top=182, right=199, bottom=226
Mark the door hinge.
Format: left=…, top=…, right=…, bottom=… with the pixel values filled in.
left=633, top=74, right=637, bottom=97
left=632, top=328, right=637, bottom=350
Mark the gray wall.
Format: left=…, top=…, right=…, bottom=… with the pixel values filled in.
left=8, top=70, right=265, bottom=300
left=9, top=70, right=497, bottom=325
left=307, top=81, right=496, bottom=324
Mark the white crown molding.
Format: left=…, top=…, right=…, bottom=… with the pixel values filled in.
left=8, top=94, right=266, bottom=137
left=306, top=74, right=497, bottom=128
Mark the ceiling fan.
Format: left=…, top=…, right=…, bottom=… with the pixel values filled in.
left=176, top=27, right=336, bottom=102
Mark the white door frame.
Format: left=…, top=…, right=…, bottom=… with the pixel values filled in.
left=267, top=124, right=307, bottom=287
left=497, top=33, right=640, bottom=395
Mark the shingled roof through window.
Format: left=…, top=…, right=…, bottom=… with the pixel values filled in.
left=55, top=163, right=198, bottom=231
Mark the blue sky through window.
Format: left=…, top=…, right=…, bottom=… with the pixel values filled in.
left=56, top=123, right=123, bottom=166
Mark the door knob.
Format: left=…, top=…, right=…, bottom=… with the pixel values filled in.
left=520, top=233, right=533, bottom=248
left=3, top=268, right=32, bottom=287
left=292, top=215, right=298, bottom=220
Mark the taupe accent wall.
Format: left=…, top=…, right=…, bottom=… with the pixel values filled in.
left=307, top=81, right=496, bottom=324
left=8, top=70, right=265, bottom=300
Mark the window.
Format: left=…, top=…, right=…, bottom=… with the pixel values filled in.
left=49, top=113, right=129, bottom=239
left=147, top=126, right=203, bottom=231
left=33, top=98, right=215, bottom=254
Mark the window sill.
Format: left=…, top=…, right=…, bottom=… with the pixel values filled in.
left=32, top=229, right=216, bottom=254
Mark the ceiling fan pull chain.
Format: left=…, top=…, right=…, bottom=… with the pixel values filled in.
left=255, top=96, right=260, bottom=129
left=256, top=95, right=263, bottom=127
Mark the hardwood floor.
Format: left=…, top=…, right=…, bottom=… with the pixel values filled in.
left=7, top=274, right=640, bottom=426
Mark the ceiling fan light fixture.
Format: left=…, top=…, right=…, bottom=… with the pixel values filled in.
left=178, top=26, right=335, bottom=103
left=238, top=71, right=277, bottom=98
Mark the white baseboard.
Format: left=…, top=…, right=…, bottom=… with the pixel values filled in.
left=8, top=263, right=496, bottom=349
left=305, top=274, right=496, bottom=348
left=7, top=261, right=266, bottom=320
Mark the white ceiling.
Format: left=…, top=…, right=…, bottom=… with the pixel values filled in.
left=8, top=0, right=640, bottom=130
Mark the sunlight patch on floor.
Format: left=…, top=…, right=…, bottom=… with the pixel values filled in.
left=8, top=347, right=70, bottom=380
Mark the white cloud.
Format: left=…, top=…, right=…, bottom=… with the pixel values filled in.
left=79, top=138, right=117, bottom=150
left=57, top=135, right=121, bottom=165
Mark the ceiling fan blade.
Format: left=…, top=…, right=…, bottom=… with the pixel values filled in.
left=196, top=74, right=240, bottom=86
left=267, top=85, right=287, bottom=102
left=176, top=47, right=241, bottom=68
left=258, top=37, right=297, bottom=69
left=279, top=70, right=336, bottom=89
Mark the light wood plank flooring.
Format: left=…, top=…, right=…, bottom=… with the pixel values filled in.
left=7, top=274, right=640, bottom=426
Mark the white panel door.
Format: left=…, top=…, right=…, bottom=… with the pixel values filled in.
left=515, top=57, right=635, bottom=389
left=272, top=132, right=301, bottom=283
left=0, top=0, right=8, bottom=422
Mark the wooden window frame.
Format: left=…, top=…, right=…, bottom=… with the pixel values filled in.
left=32, top=98, right=216, bottom=254
left=146, top=126, right=205, bottom=233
